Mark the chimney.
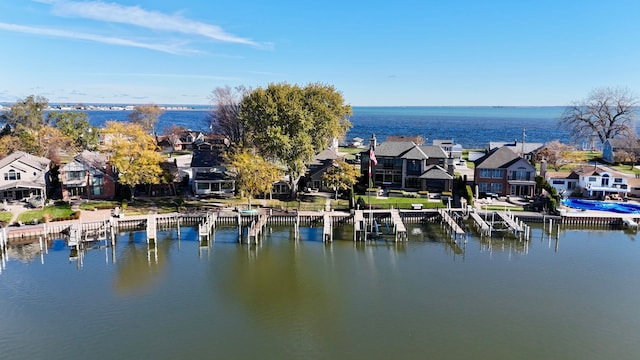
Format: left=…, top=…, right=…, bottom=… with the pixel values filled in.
left=370, top=134, right=377, bottom=150
left=446, top=155, right=455, bottom=175
left=540, top=159, right=547, bottom=179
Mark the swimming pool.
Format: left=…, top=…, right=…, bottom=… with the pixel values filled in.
left=561, top=198, right=640, bottom=214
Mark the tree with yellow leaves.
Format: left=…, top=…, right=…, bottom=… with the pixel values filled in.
left=226, top=149, right=282, bottom=208
left=101, top=121, right=163, bottom=198
left=322, top=159, right=359, bottom=200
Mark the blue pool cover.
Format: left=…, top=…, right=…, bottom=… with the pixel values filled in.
left=561, top=198, right=640, bottom=214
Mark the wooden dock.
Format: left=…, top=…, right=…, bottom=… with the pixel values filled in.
left=437, top=209, right=466, bottom=239
left=323, top=213, right=332, bottom=242
left=247, top=214, right=269, bottom=244
left=469, top=212, right=490, bottom=236
left=389, top=209, right=407, bottom=241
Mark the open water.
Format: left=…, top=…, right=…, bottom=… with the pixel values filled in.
left=1, top=223, right=640, bottom=359
left=82, top=106, right=569, bottom=149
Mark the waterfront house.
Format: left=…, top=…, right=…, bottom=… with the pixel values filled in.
left=362, top=137, right=451, bottom=192
left=543, top=163, right=630, bottom=199
left=473, top=146, right=536, bottom=197
left=304, top=144, right=346, bottom=192
left=0, top=151, right=50, bottom=202
left=60, top=150, right=116, bottom=200
left=574, top=165, right=629, bottom=199
left=190, top=149, right=234, bottom=197
left=602, top=137, right=640, bottom=164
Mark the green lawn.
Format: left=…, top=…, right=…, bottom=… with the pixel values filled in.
left=0, top=211, right=13, bottom=224
left=358, top=196, right=446, bottom=209
left=16, top=204, right=76, bottom=224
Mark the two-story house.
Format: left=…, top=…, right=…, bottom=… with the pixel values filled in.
left=474, top=146, right=536, bottom=197
left=60, top=150, right=117, bottom=200
left=190, top=149, right=235, bottom=197
left=362, top=137, right=451, bottom=192
left=0, top=151, right=50, bottom=202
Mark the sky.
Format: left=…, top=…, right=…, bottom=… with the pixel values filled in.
left=1, top=0, right=639, bottom=106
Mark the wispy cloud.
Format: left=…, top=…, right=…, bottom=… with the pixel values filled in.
left=38, top=0, right=266, bottom=48
left=0, top=22, right=197, bottom=54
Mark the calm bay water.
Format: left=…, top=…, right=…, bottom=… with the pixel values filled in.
left=1, top=224, right=639, bottom=360
left=83, top=106, right=569, bottom=149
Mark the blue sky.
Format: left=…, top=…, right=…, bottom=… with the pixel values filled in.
left=1, top=0, right=639, bottom=106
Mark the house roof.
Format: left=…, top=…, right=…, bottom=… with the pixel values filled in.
left=490, top=141, right=544, bottom=155
left=75, top=150, right=107, bottom=171
left=309, top=148, right=343, bottom=166
left=474, top=146, right=522, bottom=169
left=571, top=164, right=630, bottom=179
left=194, top=171, right=233, bottom=181
left=0, top=151, right=49, bottom=172
left=419, top=165, right=453, bottom=180
left=191, top=149, right=224, bottom=168
left=374, top=141, right=447, bottom=160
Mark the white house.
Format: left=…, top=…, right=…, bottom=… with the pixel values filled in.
left=546, top=164, right=630, bottom=199
left=0, top=151, right=50, bottom=202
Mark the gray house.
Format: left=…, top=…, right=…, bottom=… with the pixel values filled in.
left=190, top=149, right=235, bottom=197
left=362, top=137, right=452, bottom=192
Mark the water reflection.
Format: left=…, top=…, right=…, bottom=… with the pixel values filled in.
left=113, top=232, right=173, bottom=295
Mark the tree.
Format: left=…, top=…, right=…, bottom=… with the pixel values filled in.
left=37, top=126, right=76, bottom=165
left=49, top=111, right=99, bottom=150
left=0, top=95, right=49, bottom=130
left=161, top=124, right=188, bottom=152
left=208, top=85, right=249, bottom=146
left=226, top=149, right=282, bottom=208
left=101, top=122, right=164, bottom=197
left=322, top=159, right=359, bottom=200
left=536, top=140, right=576, bottom=171
left=238, top=83, right=352, bottom=197
left=129, top=104, right=164, bottom=135
left=560, top=87, right=637, bottom=147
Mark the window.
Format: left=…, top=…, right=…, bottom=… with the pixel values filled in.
left=382, top=158, right=394, bottom=169
left=492, top=169, right=503, bottom=178
left=614, top=178, right=623, bottom=183
left=197, top=182, right=209, bottom=190
left=66, top=171, right=84, bottom=181
left=4, top=169, right=20, bottom=181
left=479, top=169, right=492, bottom=178
left=491, top=183, right=503, bottom=194
left=406, top=160, right=421, bottom=175
left=552, top=180, right=565, bottom=185
left=478, top=182, right=490, bottom=192
left=510, top=169, right=532, bottom=181
left=211, top=182, right=221, bottom=192
left=588, top=177, right=597, bottom=182
left=90, top=176, right=103, bottom=196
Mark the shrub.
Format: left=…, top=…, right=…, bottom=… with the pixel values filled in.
left=403, top=192, right=421, bottom=198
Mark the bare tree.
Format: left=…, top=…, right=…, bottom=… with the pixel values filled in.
left=536, top=140, right=575, bottom=171
left=207, top=85, right=249, bottom=146
left=129, top=104, right=164, bottom=135
left=560, top=87, right=637, bottom=147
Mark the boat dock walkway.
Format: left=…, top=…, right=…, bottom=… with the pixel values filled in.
left=389, top=209, right=407, bottom=241
left=469, top=212, right=491, bottom=236
left=438, top=209, right=465, bottom=239
left=496, top=211, right=525, bottom=233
